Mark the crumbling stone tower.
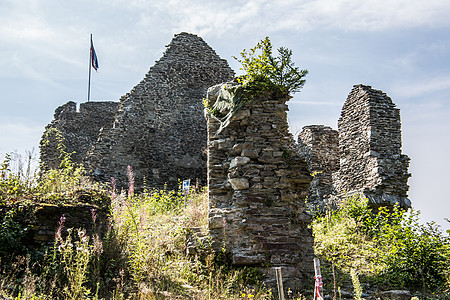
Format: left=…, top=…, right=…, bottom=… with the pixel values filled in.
left=83, top=33, right=234, bottom=190
left=333, top=84, right=411, bottom=208
left=206, top=83, right=314, bottom=290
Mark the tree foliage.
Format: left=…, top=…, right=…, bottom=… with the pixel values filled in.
left=233, top=37, right=308, bottom=95
left=206, top=37, right=308, bottom=134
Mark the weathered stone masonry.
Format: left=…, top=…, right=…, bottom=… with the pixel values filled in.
left=84, top=33, right=234, bottom=190
left=41, top=33, right=234, bottom=190
left=41, top=34, right=411, bottom=213
left=297, top=125, right=339, bottom=212
left=40, top=101, right=118, bottom=169
left=206, top=84, right=315, bottom=290
left=298, top=85, right=411, bottom=209
left=333, top=84, right=411, bottom=208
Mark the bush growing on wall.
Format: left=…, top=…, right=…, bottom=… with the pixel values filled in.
left=206, top=37, right=308, bottom=134
left=233, top=36, right=308, bottom=95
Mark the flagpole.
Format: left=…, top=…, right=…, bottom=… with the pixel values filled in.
left=88, top=34, right=92, bottom=102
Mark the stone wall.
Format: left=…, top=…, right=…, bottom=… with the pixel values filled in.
left=32, top=204, right=110, bottom=245
left=297, top=125, right=339, bottom=212
left=10, top=203, right=109, bottom=248
left=296, top=85, right=410, bottom=210
left=84, top=32, right=234, bottom=190
left=206, top=83, right=314, bottom=290
left=333, top=84, right=411, bottom=208
left=40, top=101, right=118, bottom=169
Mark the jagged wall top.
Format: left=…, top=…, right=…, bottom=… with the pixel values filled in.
left=120, top=32, right=234, bottom=104
left=40, top=101, right=118, bottom=170
left=334, top=84, right=411, bottom=208
left=84, top=32, right=235, bottom=190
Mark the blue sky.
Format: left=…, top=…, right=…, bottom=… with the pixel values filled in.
left=1, top=0, right=449, bottom=231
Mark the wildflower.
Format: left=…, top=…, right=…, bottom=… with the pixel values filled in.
left=106, top=216, right=112, bottom=235
left=93, top=234, right=104, bottom=255
left=127, top=165, right=135, bottom=197
left=90, top=208, right=97, bottom=224
left=55, top=215, right=66, bottom=240
left=110, top=177, right=117, bottom=198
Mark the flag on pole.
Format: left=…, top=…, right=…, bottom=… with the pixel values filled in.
left=90, top=36, right=99, bottom=71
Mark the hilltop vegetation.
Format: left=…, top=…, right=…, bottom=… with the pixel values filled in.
left=1, top=151, right=450, bottom=299
left=1, top=153, right=272, bottom=299
left=312, top=195, right=450, bottom=299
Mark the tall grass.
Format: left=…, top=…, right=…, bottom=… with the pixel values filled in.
left=0, top=154, right=271, bottom=299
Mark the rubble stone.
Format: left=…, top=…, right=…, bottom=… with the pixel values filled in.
left=333, top=85, right=411, bottom=208
left=40, top=101, right=118, bottom=170
left=206, top=84, right=314, bottom=291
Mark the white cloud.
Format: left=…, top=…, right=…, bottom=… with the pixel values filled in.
left=123, top=0, right=450, bottom=37
left=392, top=76, right=450, bottom=98
left=298, top=0, right=450, bottom=30
left=0, top=20, right=52, bottom=41
left=10, top=55, right=64, bottom=87
left=0, top=0, right=53, bottom=41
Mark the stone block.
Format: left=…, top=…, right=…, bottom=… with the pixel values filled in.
left=229, top=178, right=250, bottom=190
left=379, top=290, right=411, bottom=300
left=229, top=156, right=251, bottom=168
left=208, top=215, right=224, bottom=229
left=232, top=109, right=250, bottom=121
left=232, top=254, right=266, bottom=265
left=241, top=148, right=259, bottom=159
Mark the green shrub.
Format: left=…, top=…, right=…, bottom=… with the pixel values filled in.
left=312, top=194, right=381, bottom=275
left=312, top=194, right=450, bottom=293
left=374, top=210, right=450, bottom=291
left=206, top=37, right=308, bottom=135
left=0, top=154, right=32, bottom=202
left=233, top=36, right=308, bottom=95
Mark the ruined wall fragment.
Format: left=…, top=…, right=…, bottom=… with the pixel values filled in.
left=84, top=33, right=234, bottom=190
left=206, top=83, right=314, bottom=290
left=297, top=125, right=339, bottom=212
left=333, top=84, right=411, bottom=208
left=40, top=101, right=118, bottom=169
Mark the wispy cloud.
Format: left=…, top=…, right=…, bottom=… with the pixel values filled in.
left=10, top=55, right=65, bottom=87
left=0, top=121, right=43, bottom=154
left=298, top=0, right=450, bottom=31
left=121, top=0, right=450, bottom=37
left=392, top=75, right=450, bottom=98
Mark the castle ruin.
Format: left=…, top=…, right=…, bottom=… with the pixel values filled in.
left=40, top=33, right=411, bottom=291
left=205, top=83, right=315, bottom=290
left=297, top=85, right=411, bottom=211
left=40, top=33, right=234, bottom=190
left=40, top=101, right=118, bottom=170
